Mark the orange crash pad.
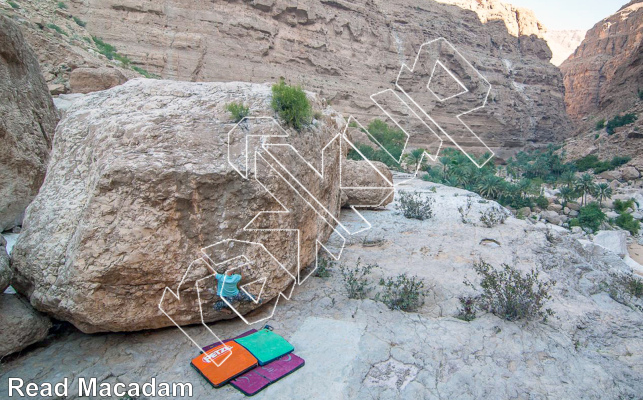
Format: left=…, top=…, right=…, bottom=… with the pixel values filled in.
left=191, top=341, right=258, bottom=388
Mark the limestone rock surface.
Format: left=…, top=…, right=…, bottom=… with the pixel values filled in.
left=11, top=79, right=347, bottom=333
left=0, top=15, right=59, bottom=231
left=0, top=294, right=51, bottom=357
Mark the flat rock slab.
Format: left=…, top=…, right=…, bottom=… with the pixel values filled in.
left=257, top=317, right=365, bottom=399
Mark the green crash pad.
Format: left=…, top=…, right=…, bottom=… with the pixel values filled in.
left=234, top=329, right=294, bottom=365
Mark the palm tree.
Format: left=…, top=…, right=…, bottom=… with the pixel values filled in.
left=594, top=183, right=613, bottom=206
left=560, top=171, right=576, bottom=189
left=558, top=186, right=577, bottom=207
left=406, top=148, right=425, bottom=172
left=517, top=178, right=534, bottom=200
left=477, top=175, right=503, bottom=199
left=575, top=173, right=596, bottom=206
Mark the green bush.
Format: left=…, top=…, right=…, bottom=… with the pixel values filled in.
left=47, top=23, right=67, bottom=36
left=615, top=213, right=640, bottom=235
left=610, top=155, right=631, bottom=169
left=396, top=191, right=434, bottom=220
left=595, top=119, right=605, bottom=131
left=639, top=89, right=643, bottom=101
left=225, top=101, right=250, bottom=122
left=376, top=273, right=427, bottom=312
left=57, top=1, right=67, bottom=9
left=364, top=119, right=406, bottom=161
left=606, top=113, right=638, bottom=134
left=577, top=202, right=606, bottom=232
left=465, top=260, right=555, bottom=322
left=73, top=16, right=86, bottom=27
left=574, top=154, right=600, bottom=172
left=340, top=259, right=377, bottom=299
left=613, top=198, right=636, bottom=214
left=535, top=196, right=549, bottom=209
left=271, top=79, right=311, bottom=130
left=8, top=1, right=20, bottom=9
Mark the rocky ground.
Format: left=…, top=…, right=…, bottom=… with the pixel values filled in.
left=1, top=176, right=641, bottom=399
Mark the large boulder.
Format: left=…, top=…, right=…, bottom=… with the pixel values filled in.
left=69, top=67, right=128, bottom=94
left=0, top=15, right=59, bottom=231
left=11, top=79, right=352, bottom=333
left=340, top=160, right=394, bottom=208
left=621, top=166, right=640, bottom=181
left=0, top=294, right=51, bottom=357
left=541, top=210, right=562, bottom=225
left=0, top=236, right=10, bottom=293
left=593, top=230, right=628, bottom=258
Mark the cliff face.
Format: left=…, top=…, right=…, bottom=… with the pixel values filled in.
left=561, top=1, right=643, bottom=124
left=39, top=0, right=569, bottom=158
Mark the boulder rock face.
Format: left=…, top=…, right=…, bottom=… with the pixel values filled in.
left=62, top=0, right=570, bottom=157
left=593, top=230, right=628, bottom=258
left=69, top=67, right=128, bottom=94
left=561, top=1, right=643, bottom=123
left=0, top=236, right=11, bottom=293
left=341, top=160, right=394, bottom=208
left=0, top=294, right=51, bottom=357
left=11, top=79, right=349, bottom=333
left=0, top=15, right=59, bottom=231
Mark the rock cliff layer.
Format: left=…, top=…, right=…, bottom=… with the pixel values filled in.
left=561, top=1, right=643, bottom=124
left=55, top=0, right=571, bottom=157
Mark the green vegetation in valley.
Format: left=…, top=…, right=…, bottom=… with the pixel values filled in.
left=271, top=79, right=312, bottom=130
left=8, top=1, right=20, bottom=9
left=346, top=119, right=406, bottom=169
left=57, top=1, right=67, bottom=9
left=606, top=113, right=638, bottom=135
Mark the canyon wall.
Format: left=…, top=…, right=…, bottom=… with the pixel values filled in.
left=48, top=0, right=572, bottom=158
left=561, top=0, right=643, bottom=124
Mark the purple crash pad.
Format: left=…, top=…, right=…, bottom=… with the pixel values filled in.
left=230, top=353, right=305, bottom=396
left=202, top=329, right=258, bottom=353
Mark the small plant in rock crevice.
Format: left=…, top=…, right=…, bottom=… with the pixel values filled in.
left=396, top=191, right=435, bottom=220
left=607, top=273, right=643, bottom=310
left=225, top=101, right=250, bottom=123
left=479, top=206, right=508, bottom=228
left=376, top=273, right=427, bottom=312
left=456, top=296, right=477, bottom=321
left=458, top=196, right=474, bottom=224
left=340, top=258, right=377, bottom=299
left=464, top=260, right=556, bottom=322
left=314, top=256, right=333, bottom=278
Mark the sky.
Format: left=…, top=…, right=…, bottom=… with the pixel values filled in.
left=507, top=0, right=627, bottom=30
